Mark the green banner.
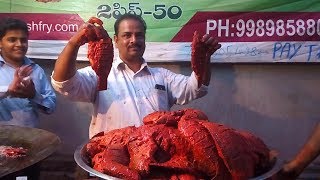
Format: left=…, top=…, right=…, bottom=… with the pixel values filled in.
left=1, top=0, right=319, bottom=41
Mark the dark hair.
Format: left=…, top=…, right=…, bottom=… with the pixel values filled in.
left=114, top=14, right=147, bottom=36
left=0, top=17, right=29, bottom=39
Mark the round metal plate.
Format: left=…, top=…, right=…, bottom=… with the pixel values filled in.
left=74, top=143, right=121, bottom=180
left=0, top=125, right=61, bottom=177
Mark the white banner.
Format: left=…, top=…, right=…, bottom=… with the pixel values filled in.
left=27, top=41, right=320, bottom=63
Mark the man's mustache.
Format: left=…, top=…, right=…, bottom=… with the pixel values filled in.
left=128, top=44, right=141, bottom=49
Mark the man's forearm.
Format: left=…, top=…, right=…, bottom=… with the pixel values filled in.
left=292, top=123, right=320, bottom=173
left=52, top=41, right=79, bottom=81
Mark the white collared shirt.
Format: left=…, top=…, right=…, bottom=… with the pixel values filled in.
left=51, top=57, right=208, bottom=138
left=0, top=56, right=56, bottom=127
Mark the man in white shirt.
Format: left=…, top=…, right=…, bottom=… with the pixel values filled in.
left=51, top=14, right=221, bottom=138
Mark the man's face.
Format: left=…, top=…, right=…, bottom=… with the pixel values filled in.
left=114, top=19, right=145, bottom=62
left=0, top=29, right=28, bottom=63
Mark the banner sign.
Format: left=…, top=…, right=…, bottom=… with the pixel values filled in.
left=0, top=0, right=320, bottom=62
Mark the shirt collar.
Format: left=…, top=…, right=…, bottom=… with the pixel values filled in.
left=115, top=56, right=150, bottom=74
left=0, top=57, right=4, bottom=67
left=0, top=55, right=35, bottom=67
left=22, top=57, right=35, bottom=65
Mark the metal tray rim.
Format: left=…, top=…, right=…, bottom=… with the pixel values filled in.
left=74, top=142, right=284, bottom=180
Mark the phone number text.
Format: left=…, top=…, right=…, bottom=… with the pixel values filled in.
left=202, top=12, right=320, bottom=42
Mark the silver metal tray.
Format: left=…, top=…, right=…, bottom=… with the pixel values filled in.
left=74, top=143, right=283, bottom=180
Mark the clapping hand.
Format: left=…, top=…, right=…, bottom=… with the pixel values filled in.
left=8, top=65, right=35, bottom=98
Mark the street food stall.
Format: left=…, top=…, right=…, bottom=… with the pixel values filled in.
left=1, top=0, right=320, bottom=179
